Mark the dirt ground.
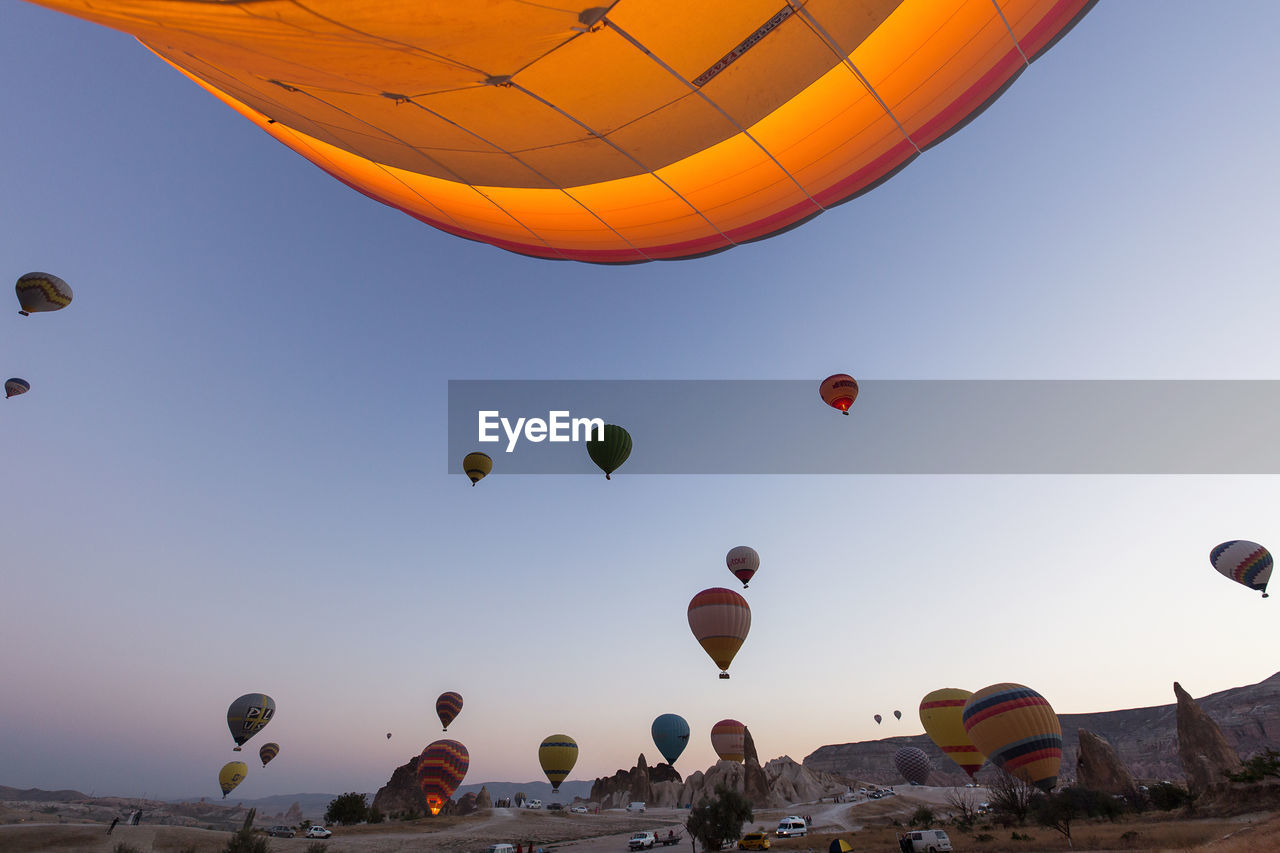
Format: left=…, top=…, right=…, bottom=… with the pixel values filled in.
left=3, top=789, right=1279, bottom=852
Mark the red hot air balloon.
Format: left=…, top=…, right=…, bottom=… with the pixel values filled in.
left=417, top=739, right=470, bottom=815
left=820, top=374, right=859, bottom=415
left=687, top=587, right=751, bottom=679
left=710, top=719, right=746, bottom=763
left=436, top=691, right=464, bottom=731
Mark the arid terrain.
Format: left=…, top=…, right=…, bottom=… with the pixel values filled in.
left=4, top=786, right=1278, bottom=853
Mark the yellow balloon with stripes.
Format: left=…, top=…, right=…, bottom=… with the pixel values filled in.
left=538, top=734, right=578, bottom=793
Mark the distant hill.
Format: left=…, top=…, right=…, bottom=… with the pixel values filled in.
left=804, top=672, right=1280, bottom=786
left=455, top=780, right=593, bottom=801
left=0, top=785, right=90, bottom=802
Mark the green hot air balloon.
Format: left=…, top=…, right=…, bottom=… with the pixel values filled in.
left=587, top=424, right=631, bottom=480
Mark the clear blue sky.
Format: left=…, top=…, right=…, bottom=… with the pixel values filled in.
left=2, top=1, right=1279, bottom=801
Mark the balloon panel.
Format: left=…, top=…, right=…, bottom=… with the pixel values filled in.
left=22, top=1, right=1095, bottom=262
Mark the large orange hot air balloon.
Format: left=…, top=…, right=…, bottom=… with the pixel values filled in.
left=687, top=587, right=751, bottom=679
left=18, top=1, right=1095, bottom=263
left=710, top=719, right=746, bottom=763
left=962, top=683, right=1061, bottom=792
left=416, top=739, right=470, bottom=815
left=919, top=688, right=986, bottom=780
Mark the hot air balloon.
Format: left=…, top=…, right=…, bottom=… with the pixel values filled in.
left=919, top=688, right=986, bottom=780
left=5, top=379, right=30, bottom=399
left=651, top=714, right=691, bottom=766
left=226, top=693, right=275, bottom=751
left=894, top=710, right=902, bottom=721
left=962, top=683, right=1062, bottom=792
left=15, top=272, right=72, bottom=315
left=874, top=714, right=882, bottom=725
left=387, top=733, right=392, bottom=740
left=436, top=691, right=464, bottom=731
left=538, top=734, right=578, bottom=793
left=16, top=3, right=1096, bottom=263
left=687, top=587, right=751, bottom=679
left=219, top=761, right=248, bottom=798
left=417, top=739, right=470, bottom=815
left=820, top=374, right=859, bottom=415
left=463, top=452, right=492, bottom=486
left=726, top=546, right=760, bottom=588
left=587, top=424, right=631, bottom=480
left=710, top=719, right=746, bottom=763
left=1210, top=540, right=1272, bottom=598
left=893, top=746, right=931, bottom=785
left=258, top=742, right=279, bottom=768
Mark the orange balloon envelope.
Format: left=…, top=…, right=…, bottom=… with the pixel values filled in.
left=416, top=739, right=470, bottom=815
left=919, top=688, right=986, bottom=779
left=19, top=1, right=1095, bottom=263
left=710, top=719, right=746, bottom=763
left=820, top=374, right=859, bottom=415
left=687, top=587, right=751, bottom=679
left=962, top=683, right=1061, bottom=792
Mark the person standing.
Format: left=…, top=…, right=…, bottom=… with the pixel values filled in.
left=107, top=817, right=119, bottom=834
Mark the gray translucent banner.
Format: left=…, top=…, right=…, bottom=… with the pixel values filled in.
left=446, top=380, right=1280, bottom=474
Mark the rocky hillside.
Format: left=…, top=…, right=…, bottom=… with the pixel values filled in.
left=804, top=672, right=1280, bottom=786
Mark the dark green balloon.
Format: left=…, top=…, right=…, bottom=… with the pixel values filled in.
left=587, top=424, right=632, bottom=480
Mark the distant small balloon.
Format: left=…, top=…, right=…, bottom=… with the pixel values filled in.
left=436, top=691, right=463, bottom=731
left=463, top=452, right=492, bottom=486
left=710, top=719, right=746, bottom=763
left=874, top=714, right=882, bottom=725
left=587, top=424, right=632, bottom=479
left=819, top=374, right=859, bottom=415
left=894, top=710, right=902, bottom=721
left=725, top=545, right=760, bottom=588
left=259, top=742, right=279, bottom=768
left=5, top=378, right=30, bottom=399
left=387, top=732, right=392, bottom=739
left=15, top=272, right=73, bottom=315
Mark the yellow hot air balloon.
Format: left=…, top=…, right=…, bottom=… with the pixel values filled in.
left=463, top=452, right=492, bottom=486
left=17, top=1, right=1095, bottom=263
left=687, top=587, right=751, bottom=679
left=538, top=734, right=578, bottom=794
left=919, top=688, right=986, bottom=780
left=962, top=683, right=1062, bottom=792
left=219, top=761, right=248, bottom=798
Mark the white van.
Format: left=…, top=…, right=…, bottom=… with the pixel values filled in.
left=775, top=816, right=807, bottom=838
left=484, top=846, right=515, bottom=853
left=903, top=829, right=952, bottom=852
left=626, top=801, right=646, bottom=813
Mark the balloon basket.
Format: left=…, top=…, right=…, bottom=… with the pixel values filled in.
left=719, top=672, right=730, bottom=680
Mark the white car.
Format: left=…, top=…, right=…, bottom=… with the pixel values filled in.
left=628, top=831, right=657, bottom=850
left=626, top=801, right=646, bottom=813
left=305, top=825, right=332, bottom=839
left=570, top=805, right=588, bottom=813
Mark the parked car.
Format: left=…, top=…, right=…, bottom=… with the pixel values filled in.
left=738, top=831, right=771, bottom=850
left=265, top=826, right=295, bottom=838
left=775, top=817, right=807, bottom=838
left=629, top=830, right=657, bottom=850
left=547, top=802, right=564, bottom=811
left=902, top=829, right=953, bottom=852
left=524, top=799, right=542, bottom=809
left=627, top=801, right=646, bottom=813
left=570, top=805, right=588, bottom=813
left=305, top=825, right=332, bottom=838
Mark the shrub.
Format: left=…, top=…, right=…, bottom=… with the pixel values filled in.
left=973, top=833, right=995, bottom=842
left=1010, top=831, right=1033, bottom=841
left=909, top=806, right=936, bottom=827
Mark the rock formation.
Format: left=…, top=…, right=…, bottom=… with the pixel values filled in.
left=1175, top=681, right=1243, bottom=795
left=282, top=802, right=303, bottom=824
left=588, top=754, right=681, bottom=809
left=1075, top=729, right=1138, bottom=794
left=805, top=671, right=1280, bottom=787
left=475, top=786, right=492, bottom=809
left=743, top=727, right=770, bottom=805
left=371, top=753, right=425, bottom=816
left=455, top=792, right=478, bottom=815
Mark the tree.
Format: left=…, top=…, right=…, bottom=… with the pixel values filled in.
left=1032, top=791, right=1078, bottom=847
left=943, top=789, right=981, bottom=830
left=325, top=792, right=369, bottom=826
left=686, top=785, right=753, bottom=852
left=1226, top=748, right=1280, bottom=783
left=909, top=806, right=936, bottom=827
left=987, top=769, right=1036, bottom=826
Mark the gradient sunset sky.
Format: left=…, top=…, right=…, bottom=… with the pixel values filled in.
left=2, top=1, right=1279, bottom=801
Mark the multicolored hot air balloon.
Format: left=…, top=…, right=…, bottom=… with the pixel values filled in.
left=5, top=379, right=30, bottom=399
left=538, top=734, right=578, bottom=793
left=15, top=272, right=72, bottom=315
left=258, top=742, right=279, bottom=768
left=1210, top=540, right=1272, bottom=598
left=219, top=761, right=248, bottom=798
left=436, top=691, right=464, bottom=731
left=820, top=374, right=859, bottom=415
left=710, top=719, right=746, bottom=764
left=651, top=714, right=691, bottom=766
left=463, top=452, right=492, bottom=486
left=687, top=587, right=751, bottom=679
left=874, top=714, right=882, bottom=725
left=226, top=693, right=275, bottom=751
left=587, top=424, right=632, bottom=480
left=726, top=546, right=760, bottom=588
left=962, top=683, right=1062, bottom=792
left=417, top=739, right=470, bottom=815
left=919, top=688, right=986, bottom=780
left=893, top=746, right=931, bottom=785
left=894, top=710, right=902, bottom=721
left=13, top=3, right=1096, bottom=263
